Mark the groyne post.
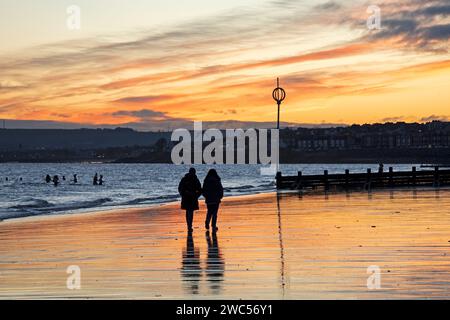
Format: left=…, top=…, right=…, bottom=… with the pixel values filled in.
left=345, top=169, right=350, bottom=189
left=324, top=170, right=329, bottom=191
left=296, top=171, right=303, bottom=190
left=434, top=167, right=440, bottom=187
left=389, top=167, right=394, bottom=187
left=276, top=172, right=282, bottom=189
left=366, top=168, right=372, bottom=190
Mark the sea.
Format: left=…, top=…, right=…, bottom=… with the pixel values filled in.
left=0, top=163, right=422, bottom=221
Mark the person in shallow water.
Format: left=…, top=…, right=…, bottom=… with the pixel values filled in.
left=99, top=175, right=104, bottom=185
left=202, top=169, right=224, bottom=232
left=45, top=174, right=51, bottom=183
left=178, top=168, right=202, bottom=233
left=93, top=173, right=98, bottom=185
left=73, top=174, right=78, bottom=184
left=52, top=175, right=59, bottom=187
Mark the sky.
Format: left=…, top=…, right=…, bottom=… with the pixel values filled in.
left=0, top=0, right=449, bottom=130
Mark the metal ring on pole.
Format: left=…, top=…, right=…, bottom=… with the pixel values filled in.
left=273, top=87, right=286, bottom=104
left=272, top=79, right=286, bottom=105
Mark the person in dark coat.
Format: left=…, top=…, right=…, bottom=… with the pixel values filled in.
left=178, top=168, right=202, bottom=232
left=202, top=169, right=224, bottom=232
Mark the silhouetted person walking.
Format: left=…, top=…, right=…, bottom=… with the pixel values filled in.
left=45, top=175, right=51, bottom=183
left=202, top=169, right=224, bottom=232
left=178, top=168, right=202, bottom=232
left=73, top=174, right=78, bottom=184
left=99, top=175, right=104, bottom=185
left=93, top=173, right=98, bottom=185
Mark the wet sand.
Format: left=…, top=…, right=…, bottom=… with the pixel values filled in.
left=1, top=189, right=450, bottom=299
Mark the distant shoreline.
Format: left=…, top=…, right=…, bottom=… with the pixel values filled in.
left=0, top=191, right=274, bottom=225
left=3, top=185, right=449, bottom=225
left=1, top=121, right=449, bottom=163
left=0, top=163, right=444, bottom=224
left=0, top=161, right=441, bottom=164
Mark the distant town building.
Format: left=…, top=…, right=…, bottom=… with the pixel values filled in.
left=281, top=121, right=450, bottom=151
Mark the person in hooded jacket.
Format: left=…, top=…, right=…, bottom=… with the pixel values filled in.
left=178, top=168, right=202, bottom=232
left=202, top=169, right=224, bottom=232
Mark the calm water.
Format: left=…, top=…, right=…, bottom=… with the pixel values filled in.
left=0, top=163, right=422, bottom=220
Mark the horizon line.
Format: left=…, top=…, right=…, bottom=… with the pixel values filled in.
left=0, top=119, right=449, bottom=132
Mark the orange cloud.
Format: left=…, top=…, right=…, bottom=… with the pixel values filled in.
left=1, top=0, right=449, bottom=128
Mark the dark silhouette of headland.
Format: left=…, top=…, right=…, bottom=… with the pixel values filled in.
left=0, top=121, right=449, bottom=163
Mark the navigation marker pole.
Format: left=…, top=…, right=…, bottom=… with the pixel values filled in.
left=272, top=78, right=286, bottom=130
left=272, top=78, right=287, bottom=295
left=272, top=77, right=286, bottom=175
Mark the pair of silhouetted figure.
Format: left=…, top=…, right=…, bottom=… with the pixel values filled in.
left=178, top=168, right=224, bottom=233
left=45, top=174, right=59, bottom=186
left=93, top=173, right=104, bottom=186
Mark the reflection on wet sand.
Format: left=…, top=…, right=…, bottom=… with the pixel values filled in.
left=205, top=232, right=224, bottom=294
left=2, top=189, right=450, bottom=299
left=181, top=232, right=201, bottom=295
left=276, top=193, right=286, bottom=296
left=181, top=231, right=225, bottom=295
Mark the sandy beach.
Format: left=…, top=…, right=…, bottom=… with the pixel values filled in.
left=1, top=188, right=450, bottom=299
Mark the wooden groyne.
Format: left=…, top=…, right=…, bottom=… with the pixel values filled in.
left=276, top=167, right=450, bottom=191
